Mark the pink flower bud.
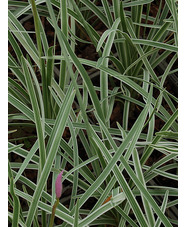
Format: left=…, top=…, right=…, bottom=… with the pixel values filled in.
left=55, top=170, right=64, bottom=199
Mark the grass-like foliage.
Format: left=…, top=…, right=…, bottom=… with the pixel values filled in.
left=8, top=0, right=178, bottom=226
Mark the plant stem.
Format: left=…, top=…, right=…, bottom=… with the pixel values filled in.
left=49, top=198, right=60, bottom=227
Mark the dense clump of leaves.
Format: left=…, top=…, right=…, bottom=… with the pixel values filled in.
left=8, top=0, right=177, bottom=226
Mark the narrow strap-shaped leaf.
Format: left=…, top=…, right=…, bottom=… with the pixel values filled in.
left=99, top=18, right=120, bottom=119
left=123, top=0, right=153, bottom=7
left=74, top=199, right=80, bottom=227
left=101, top=0, right=113, bottom=27
left=8, top=77, right=30, bottom=103
left=59, top=0, right=68, bottom=91
left=21, top=57, right=46, bottom=175
left=46, top=46, right=54, bottom=118
left=8, top=53, right=26, bottom=87
left=30, top=0, right=47, bottom=122
left=68, top=120, right=79, bottom=210
left=8, top=144, right=24, bottom=153
left=134, top=38, right=177, bottom=52
left=10, top=177, right=21, bottom=227
left=8, top=30, right=23, bottom=64
left=132, top=148, right=155, bottom=226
